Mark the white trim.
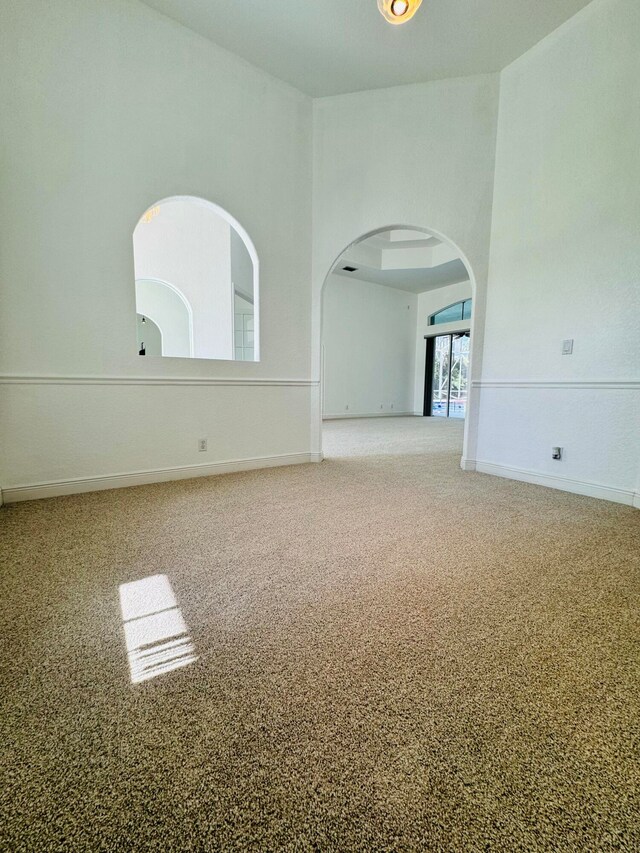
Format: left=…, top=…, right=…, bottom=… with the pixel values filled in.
left=323, top=411, right=418, bottom=420
left=472, top=380, right=640, bottom=390
left=423, top=321, right=471, bottom=339
left=468, top=460, right=638, bottom=508
left=2, top=452, right=324, bottom=503
left=0, top=375, right=318, bottom=387
left=460, top=457, right=476, bottom=472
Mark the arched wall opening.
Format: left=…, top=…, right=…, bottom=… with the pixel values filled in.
left=318, top=224, right=478, bottom=464
left=132, top=196, right=260, bottom=362
left=135, top=312, right=163, bottom=357
left=135, top=278, right=193, bottom=358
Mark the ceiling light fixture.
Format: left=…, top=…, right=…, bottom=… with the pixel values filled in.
left=378, top=0, right=422, bottom=25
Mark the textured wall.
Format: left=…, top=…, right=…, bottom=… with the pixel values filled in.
left=476, top=0, right=640, bottom=505
left=0, top=0, right=314, bottom=496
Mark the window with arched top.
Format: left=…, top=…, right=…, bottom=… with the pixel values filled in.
left=133, top=196, right=259, bottom=361
left=429, top=299, right=472, bottom=327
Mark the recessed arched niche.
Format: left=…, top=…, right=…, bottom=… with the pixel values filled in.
left=133, top=196, right=259, bottom=361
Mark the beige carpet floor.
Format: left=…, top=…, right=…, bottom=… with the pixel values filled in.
left=1, top=417, right=639, bottom=851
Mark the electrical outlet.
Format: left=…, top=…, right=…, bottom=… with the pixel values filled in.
left=552, top=446, right=563, bottom=460
left=345, top=404, right=349, bottom=411
left=562, top=339, right=574, bottom=355
left=198, top=438, right=208, bottom=452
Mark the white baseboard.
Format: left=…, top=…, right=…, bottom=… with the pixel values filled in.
left=470, top=460, right=638, bottom=508
left=2, top=452, right=324, bottom=503
left=460, top=457, right=477, bottom=472
left=323, top=411, right=417, bottom=421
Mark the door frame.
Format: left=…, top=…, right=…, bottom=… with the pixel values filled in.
left=423, top=336, right=435, bottom=416
left=423, top=330, right=470, bottom=417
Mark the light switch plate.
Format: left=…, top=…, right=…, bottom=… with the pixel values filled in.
left=562, top=339, right=574, bottom=355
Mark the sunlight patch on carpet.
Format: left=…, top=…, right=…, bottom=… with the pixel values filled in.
left=119, top=574, right=197, bottom=683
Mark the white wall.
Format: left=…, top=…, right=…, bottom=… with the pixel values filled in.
left=475, top=0, right=640, bottom=506
left=0, top=0, right=314, bottom=499
left=134, top=198, right=234, bottom=360
left=2, top=0, right=636, bottom=508
left=312, top=74, right=501, bottom=461
left=413, top=281, right=473, bottom=413
left=231, top=229, right=254, bottom=304
left=322, top=276, right=418, bottom=418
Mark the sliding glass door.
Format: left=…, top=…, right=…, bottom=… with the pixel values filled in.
left=431, top=335, right=451, bottom=417
left=425, top=333, right=470, bottom=419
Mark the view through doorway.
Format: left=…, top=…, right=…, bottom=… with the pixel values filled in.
left=425, top=332, right=470, bottom=419
left=320, top=225, right=473, bottom=455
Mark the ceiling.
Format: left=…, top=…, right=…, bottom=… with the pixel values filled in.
left=139, top=0, right=593, bottom=97
left=332, top=230, right=470, bottom=294
left=334, top=259, right=469, bottom=294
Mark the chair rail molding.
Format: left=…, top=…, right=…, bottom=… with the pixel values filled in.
left=0, top=374, right=319, bottom=387
left=472, top=379, right=640, bottom=390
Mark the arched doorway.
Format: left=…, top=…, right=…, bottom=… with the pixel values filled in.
left=318, top=224, right=478, bottom=462
left=135, top=312, right=163, bottom=357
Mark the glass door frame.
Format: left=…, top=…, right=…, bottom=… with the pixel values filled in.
left=423, top=331, right=470, bottom=418
left=423, top=336, right=436, bottom=416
